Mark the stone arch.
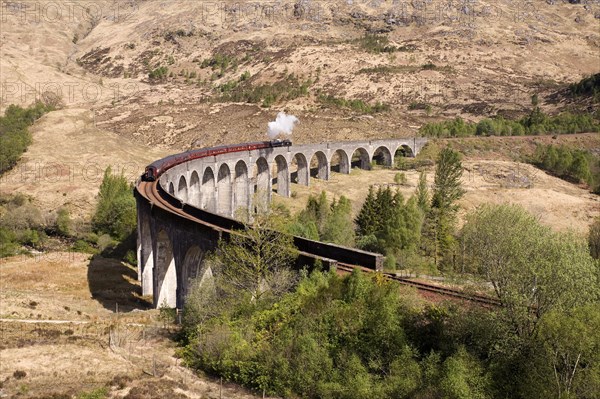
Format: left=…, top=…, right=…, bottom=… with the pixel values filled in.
left=155, top=230, right=177, bottom=308
left=201, top=167, right=216, bottom=212
left=234, top=160, right=249, bottom=215
left=291, top=153, right=309, bottom=186
left=177, top=175, right=188, bottom=203
left=330, top=149, right=350, bottom=174
left=309, top=151, right=329, bottom=180
left=394, top=144, right=414, bottom=159
left=189, top=171, right=201, bottom=207
left=138, top=211, right=153, bottom=296
left=372, top=146, right=393, bottom=166
left=273, top=155, right=290, bottom=197
left=168, top=182, right=175, bottom=195
left=217, top=163, right=232, bottom=216
left=254, top=157, right=271, bottom=213
left=351, top=147, right=370, bottom=170
left=180, top=246, right=206, bottom=302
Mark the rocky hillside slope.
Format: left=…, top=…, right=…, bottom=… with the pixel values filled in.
left=1, top=0, right=599, bottom=148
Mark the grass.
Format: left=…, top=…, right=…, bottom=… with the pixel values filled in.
left=78, top=387, right=109, bottom=399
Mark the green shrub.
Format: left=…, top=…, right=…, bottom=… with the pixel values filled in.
left=384, top=253, right=397, bottom=270
left=123, top=249, right=137, bottom=265
left=148, top=66, right=169, bottom=81
left=358, top=34, right=397, bottom=53
left=200, top=53, right=237, bottom=71
left=56, top=206, right=71, bottom=236
left=17, top=229, right=44, bottom=248
left=72, top=239, right=97, bottom=254
left=240, top=71, right=251, bottom=81
left=92, top=167, right=136, bottom=241
left=181, top=269, right=498, bottom=398
left=96, top=233, right=116, bottom=252
left=0, top=227, right=20, bottom=257
left=0, top=195, right=49, bottom=256
left=394, top=172, right=408, bottom=185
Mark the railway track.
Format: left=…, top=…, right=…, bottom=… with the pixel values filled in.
left=336, top=264, right=502, bottom=307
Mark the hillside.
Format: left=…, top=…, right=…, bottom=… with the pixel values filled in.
left=1, top=0, right=599, bottom=149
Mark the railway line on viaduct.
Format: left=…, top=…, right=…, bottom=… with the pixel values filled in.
left=135, top=137, right=499, bottom=310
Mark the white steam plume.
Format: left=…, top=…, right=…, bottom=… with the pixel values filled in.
left=267, top=112, right=299, bottom=140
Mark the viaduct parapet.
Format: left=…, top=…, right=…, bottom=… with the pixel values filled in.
left=136, top=137, right=428, bottom=309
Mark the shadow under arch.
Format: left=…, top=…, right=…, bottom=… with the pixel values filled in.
left=178, top=175, right=188, bottom=203
left=330, top=149, right=350, bottom=174
left=180, top=246, right=206, bottom=302
left=395, top=144, right=414, bottom=158
left=372, top=146, right=393, bottom=166
left=350, top=147, right=370, bottom=170
left=189, top=171, right=200, bottom=207
left=309, top=151, right=328, bottom=179
left=234, top=160, right=249, bottom=214
left=201, top=167, right=216, bottom=212
left=291, top=153, right=309, bottom=186
left=272, top=154, right=290, bottom=197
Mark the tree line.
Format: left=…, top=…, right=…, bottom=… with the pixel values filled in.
left=420, top=110, right=599, bottom=138
left=0, top=102, right=53, bottom=175
left=570, top=73, right=600, bottom=101
left=533, top=144, right=598, bottom=190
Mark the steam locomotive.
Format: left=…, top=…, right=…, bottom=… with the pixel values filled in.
left=142, top=139, right=292, bottom=182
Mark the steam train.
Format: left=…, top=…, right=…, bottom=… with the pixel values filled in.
left=142, top=139, right=292, bottom=182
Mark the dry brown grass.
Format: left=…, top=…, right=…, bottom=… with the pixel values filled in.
left=0, top=253, right=267, bottom=398
left=274, top=156, right=599, bottom=235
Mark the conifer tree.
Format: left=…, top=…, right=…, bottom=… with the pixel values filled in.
left=431, top=148, right=464, bottom=213
left=415, top=171, right=430, bottom=212
left=355, top=186, right=378, bottom=237
left=424, top=148, right=464, bottom=269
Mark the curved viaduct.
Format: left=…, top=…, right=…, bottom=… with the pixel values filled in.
left=136, top=138, right=428, bottom=309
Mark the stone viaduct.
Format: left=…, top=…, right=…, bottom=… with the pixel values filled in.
left=136, top=138, right=428, bottom=309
